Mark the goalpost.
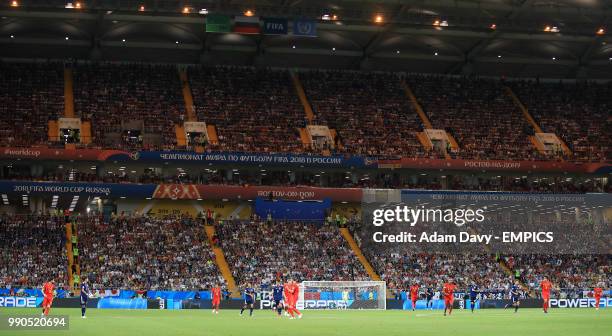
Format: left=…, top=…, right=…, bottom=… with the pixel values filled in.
left=299, top=281, right=386, bottom=310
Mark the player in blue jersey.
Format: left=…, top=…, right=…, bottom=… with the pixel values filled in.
left=425, top=286, right=434, bottom=310
left=272, top=282, right=285, bottom=317
left=505, top=281, right=521, bottom=313
left=240, top=284, right=256, bottom=317
left=80, top=278, right=93, bottom=318
left=468, top=283, right=479, bottom=313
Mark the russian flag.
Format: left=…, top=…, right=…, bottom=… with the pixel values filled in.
left=233, top=15, right=260, bottom=34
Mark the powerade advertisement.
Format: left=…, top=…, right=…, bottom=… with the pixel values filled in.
left=0, top=297, right=42, bottom=308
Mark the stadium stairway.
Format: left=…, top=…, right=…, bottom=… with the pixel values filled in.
left=204, top=225, right=240, bottom=298
left=81, top=120, right=92, bottom=144
left=401, top=80, right=452, bottom=159
left=503, top=86, right=543, bottom=133
left=339, top=228, right=380, bottom=281
left=206, top=125, right=219, bottom=145
left=496, top=257, right=533, bottom=296
left=400, top=80, right=432, bottom=129
left=339, top=228, right=395, bottom=297
left=179, top=69, right=197, bottom=122
left=504, top=86, right=573, bottom=157
left=290, top=71, right=315, bottom=123
left=64, top=68, right=75, bottom=118
left=48, top=120, right=59, bottom=142
left=64, top=219, right=81, bottom=293
left=175, top=125, right=187, bottom=147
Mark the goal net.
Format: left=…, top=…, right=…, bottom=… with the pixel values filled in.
left=298, top=281, right=386, bottom=310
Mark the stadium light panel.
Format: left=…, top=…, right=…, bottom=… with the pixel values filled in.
left=544, top=25, right=560, bottom=33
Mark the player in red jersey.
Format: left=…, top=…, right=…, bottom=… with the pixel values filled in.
left=284, top=279, right=302, bottom=319
left=442, top=279, right=457, bottom=316
left=409, top=283, right=420, bottom=311
left=283, top=281, right=292, bottom=317
left=41, top=280, right=55, bottom=317
left=289, top=280, right=302, bottom=319
left=540, top=276, right=552, bottom=314
left=211, top=284, right=222, bottom=314
left=593, top=286, right=603, bottom=311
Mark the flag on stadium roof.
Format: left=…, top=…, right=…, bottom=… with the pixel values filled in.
left=233, top=15, right=261, bottom=34
left=206, top=14, right=231, bottom=33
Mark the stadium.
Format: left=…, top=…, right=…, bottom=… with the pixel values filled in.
left=0, top=0, right=610, bottom=335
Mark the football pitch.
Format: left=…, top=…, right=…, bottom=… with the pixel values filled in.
left=0, top=308, right=610, bottom=336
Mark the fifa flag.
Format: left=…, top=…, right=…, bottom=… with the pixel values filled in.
left=293, top=19, right=317, bottom=37
left=263, top=17, right=288, bottom=35
left=233, top=15, right=261, bottom=34
left=206, top=14, right=231, bottom=33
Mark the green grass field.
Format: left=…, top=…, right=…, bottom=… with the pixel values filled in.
left=0, top=308, right=610, bottom=336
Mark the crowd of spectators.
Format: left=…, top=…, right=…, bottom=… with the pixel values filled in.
left=406, top=75, right=542, bottom=161
left=0, top=211, right=608, bottom=298
left=0, top=62, right=64, bottom=147
left=215, top=219, right=369, bottom=287
left=188, top=66, right=306, bottom=153
left=0, top=214, right=67, bottom=288
left=0, top=62, right=609, bottom=164
left=300, top=70, right=427, bottom=158
left=73, top=63, right=185, bottom=150
left=510, top=80, right=611, bottom=162
left=505, top=254, right=611, bottom=294
left=79, top=215, right=224, bottom=291
left=364, top=252, right=510, bottom=293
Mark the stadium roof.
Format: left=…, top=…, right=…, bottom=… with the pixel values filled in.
left=1, top=0, right=611, bottom=78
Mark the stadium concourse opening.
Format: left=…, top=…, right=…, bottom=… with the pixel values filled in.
left=0, top=0, right=610, bottom=335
